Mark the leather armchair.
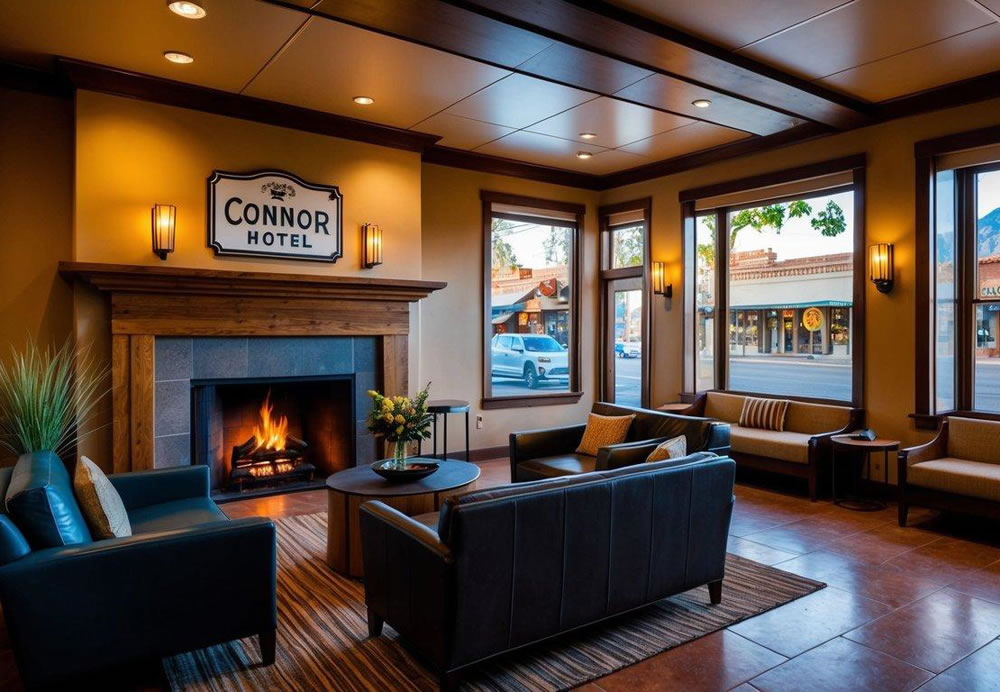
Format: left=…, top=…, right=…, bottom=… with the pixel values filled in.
left=361, top=454, right=735, bottom=689
left=0, top=465, right=277, bottom=688
left=509, top=402, right=731, bottom=482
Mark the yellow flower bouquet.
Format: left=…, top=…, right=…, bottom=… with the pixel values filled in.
left=366, top=383, right=432, bottom=469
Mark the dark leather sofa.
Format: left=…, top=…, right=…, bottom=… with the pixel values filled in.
left=509, top=401, right=731, bottom=482
left=360, top=452, right=735, bottom=689
left=0, top=463, right=277, bottom=688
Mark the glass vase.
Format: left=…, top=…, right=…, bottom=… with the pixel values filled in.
left=392, top=440, right=408, bottom=470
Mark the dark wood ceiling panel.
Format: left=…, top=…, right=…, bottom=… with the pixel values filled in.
left=274, top=0, right=867, bottom=133
left=449, top=0, right=870, bottom=128
left=615, top=73, right=805, bottom=136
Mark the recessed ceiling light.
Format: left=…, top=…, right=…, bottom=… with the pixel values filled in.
left=167, top=1, right=206, bottom=19
left=163, top=51, right=194, bottom=64
left=576, top=151, right=593, bottom=159
left=692, top=99, right=712, bottom=108
left=353, top=96, right=375, bottom=105
left=579, top=132, right=597, bottom=140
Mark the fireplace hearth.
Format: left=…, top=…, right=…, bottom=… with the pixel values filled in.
left=191, top=374, right=355, bottom=499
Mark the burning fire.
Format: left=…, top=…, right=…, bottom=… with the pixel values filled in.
left=251, top=392, right=288, bottom=453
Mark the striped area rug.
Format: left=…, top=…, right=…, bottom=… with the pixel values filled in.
left=163, top=513, right=822, bottom=691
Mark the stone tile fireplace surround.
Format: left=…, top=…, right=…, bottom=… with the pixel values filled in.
left=154, top=336, right=377, bottom=489
left=60, top=261, right=446, bottom=476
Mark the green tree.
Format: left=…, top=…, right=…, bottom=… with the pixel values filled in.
left=612, top=225, right=643, bottom=267
left=697, top=199, right=846, bottom=266
left=543, top=226, right=571, bottom=265
left=491, top=218, right=520, bottom=270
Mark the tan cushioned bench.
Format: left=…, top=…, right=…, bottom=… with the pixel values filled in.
left=906, top=417, right=1000, bottom=502
left=704, top=392, right=851, bottom=465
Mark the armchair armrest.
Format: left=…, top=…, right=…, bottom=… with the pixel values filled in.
left=109, top=465, right=211, bottom=510
left=898, top=421, right=948, bottom=468
left=704, top=421, right=731, bottom=455
left=509, top=423, right=587, bottom=481
left=359, top=502, right=453, bottom=668
left=671, top=393, right=706, bottom=417
left=0, top=517, right=276, bottom=686
left=596, top=438, right=664, bottom=470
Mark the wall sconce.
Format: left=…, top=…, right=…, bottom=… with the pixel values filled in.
left=652, top=261, right=673, bottom=300
left=362, top=223, right=383, bottom=268
left=151, top=204, right=176, bottom=260
left=869, top=243, right=894, bottom=293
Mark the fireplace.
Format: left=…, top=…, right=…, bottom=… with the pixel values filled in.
left=191, top=375, right=355, bottom=498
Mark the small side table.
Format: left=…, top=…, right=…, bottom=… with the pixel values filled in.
left=658, top=402, right=692, bottom=413
left=830, top=435, right=899, bottom=511
left=426, top=399, right=470, bottom=461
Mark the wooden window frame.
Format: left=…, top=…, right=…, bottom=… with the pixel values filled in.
left=598, top=198, right=652, bottom=407
left=915, top=125, right=1000, bottom=427
left=481, top=191, right=584, bottom=410
left=680, top=155, right=867, bottom=408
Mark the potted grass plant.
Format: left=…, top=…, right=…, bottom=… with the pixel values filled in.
left=0, top=339, right=108, bottom=459
left=366, top=383, right=433, bottom=470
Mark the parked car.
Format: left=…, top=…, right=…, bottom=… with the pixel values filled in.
left=491, top=333, right=569, bottom=388
left=615, top=341, right=641, bottom=359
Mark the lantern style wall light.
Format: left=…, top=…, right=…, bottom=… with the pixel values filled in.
left=362, top=223, right=383, bottom=268
left=151, top=204, right=176, bottom=260
left=869, top=243, right=894, bottom=293
left=652, top=261, right=673, bottom=301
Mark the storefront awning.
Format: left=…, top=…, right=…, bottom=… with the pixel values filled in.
left=699, top=300, right=852, bottom=313
left=491, top=312, right=514, bottom=324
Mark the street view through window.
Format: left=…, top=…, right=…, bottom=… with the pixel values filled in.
left=489, top=216, right=573, bottom=397
left=697, top=190, right=855, bottom=400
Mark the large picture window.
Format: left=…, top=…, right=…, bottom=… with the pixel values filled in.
left=923, top=157, right=1000, bottom=417
left=482, top=192, right=582, bottom=409
left=682, top=157, right=866, bottom=405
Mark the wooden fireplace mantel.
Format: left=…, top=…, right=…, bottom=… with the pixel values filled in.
left=60, top=261, right=446, bottom=473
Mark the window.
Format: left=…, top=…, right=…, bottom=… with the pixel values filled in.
left=682, top=157, right=865, bottom=405
left=926, top=160, right=1000, bottom=415
left=482, top=192, right=582, bottom=408
left=599, top=200, right=651, bottom=408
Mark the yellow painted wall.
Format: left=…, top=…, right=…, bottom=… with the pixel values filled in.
left=74, top=90, right=422, bottom=278
left=420, top=164, right=600, bottom=450
left=0, top=88, right=73, bottom=352
left=600, top=95, right=1000, bottom=477
left=0, top=88, right=74, bottom=464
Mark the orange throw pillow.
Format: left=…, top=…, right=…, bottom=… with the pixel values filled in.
left=575, top=413, right=635, bottom=456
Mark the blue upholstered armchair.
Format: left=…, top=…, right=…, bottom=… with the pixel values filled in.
left=0, top=461, right=277, bottom=688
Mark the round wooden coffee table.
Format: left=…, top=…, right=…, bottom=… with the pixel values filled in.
left=831, top=435, right=899, bottom=511
left=325, top=459, right=480, bottom=578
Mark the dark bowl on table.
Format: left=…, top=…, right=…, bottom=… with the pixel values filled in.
left=371, top=459, right=440, bottom=482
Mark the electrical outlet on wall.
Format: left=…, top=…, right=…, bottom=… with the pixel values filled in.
left=476, top=415, right=484, bottom=429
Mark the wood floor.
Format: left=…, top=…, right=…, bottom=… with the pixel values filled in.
left=4, top=459, right=999, bottom=690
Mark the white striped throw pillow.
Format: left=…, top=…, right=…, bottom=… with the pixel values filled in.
left=738, top=397, right=790, bottom=432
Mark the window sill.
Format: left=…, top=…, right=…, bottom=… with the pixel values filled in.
left=481, top=392, right=583, bottom=410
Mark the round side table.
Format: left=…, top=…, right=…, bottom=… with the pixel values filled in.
left=325, top=460, right=480, bottom=577
left=425, top=399, right=470, bottom=461
left=830, top=435, right=899, bottom=511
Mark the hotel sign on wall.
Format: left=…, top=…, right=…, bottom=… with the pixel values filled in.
left=208, top=170, right=343, bottom=262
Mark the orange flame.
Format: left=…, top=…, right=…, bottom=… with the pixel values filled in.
left=251, top=391, right=288, bottom=453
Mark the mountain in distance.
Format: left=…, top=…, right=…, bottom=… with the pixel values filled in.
left=978, top=206, right=1000, bottom=257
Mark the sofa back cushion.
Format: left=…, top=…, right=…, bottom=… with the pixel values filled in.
left=592, top=402, right=715, bottom=450
left=704, top=392, right=745, bottom=424
left=4, top=451, right=92, bottom=549
left=947, top=417, right=1000, bottom=464
left=705, top=391, right=850, bottom=435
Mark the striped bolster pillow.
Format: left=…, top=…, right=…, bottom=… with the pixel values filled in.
left=738, top=397, right=790, bottom=432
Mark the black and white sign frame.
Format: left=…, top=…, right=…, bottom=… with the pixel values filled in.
left=207, top=169, right=343, bottom=263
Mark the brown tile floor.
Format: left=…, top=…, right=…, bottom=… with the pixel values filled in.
left=3, top=460, right=999, bottom=690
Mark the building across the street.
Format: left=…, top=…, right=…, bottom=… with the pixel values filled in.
left=490, top=266, right=570, bottom=345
